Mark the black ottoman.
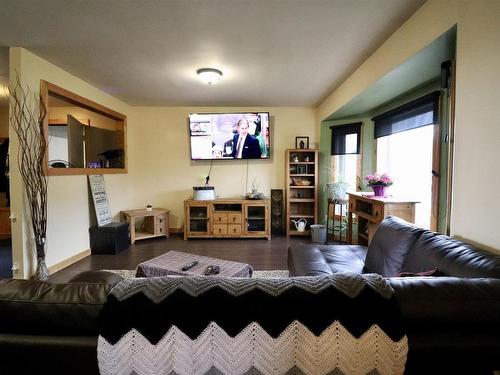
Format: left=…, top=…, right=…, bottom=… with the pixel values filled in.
left=89, top=222, right=130, bottom=255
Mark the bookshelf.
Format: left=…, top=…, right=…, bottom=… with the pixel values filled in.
left=285, top=149, right=318, bottom=237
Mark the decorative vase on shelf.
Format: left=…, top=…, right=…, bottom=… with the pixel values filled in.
left=371, top=185, right=387, bottom=197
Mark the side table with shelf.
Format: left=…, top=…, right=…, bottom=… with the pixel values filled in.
left=121, top=208, right=170, bottom=244
left=347, top=192, right=419, bottom=245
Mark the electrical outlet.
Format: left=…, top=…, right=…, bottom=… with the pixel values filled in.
left=11, top=263, right=19, bottom=272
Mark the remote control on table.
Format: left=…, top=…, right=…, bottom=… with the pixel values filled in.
left=181, top=261, right=198, bottom=271
left=205, top=265, right=214, bottom=276
left=212, top=265, right=220, bottom=274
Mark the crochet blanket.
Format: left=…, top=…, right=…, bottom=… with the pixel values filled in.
left=98, top=273, right=408, bottom=375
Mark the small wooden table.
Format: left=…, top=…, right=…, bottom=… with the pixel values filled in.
left=120, top=208, right=170, bottom=244
left=347, top=192, right=419, bottom=245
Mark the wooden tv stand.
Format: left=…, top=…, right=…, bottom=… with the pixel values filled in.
left=184, top=198, right=270, bottom=240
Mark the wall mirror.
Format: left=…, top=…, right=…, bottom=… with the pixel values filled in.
left=41, top=80, right=127, bottom=175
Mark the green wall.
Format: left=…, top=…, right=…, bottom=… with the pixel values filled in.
left=318, top=80, right=450, bottom=232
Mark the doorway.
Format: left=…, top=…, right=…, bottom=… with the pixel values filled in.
left=0, top=47, right=12, bottom=278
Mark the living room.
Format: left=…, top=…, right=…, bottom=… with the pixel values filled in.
left=0, top=0, right=497, bottom=278
left=0, top=1, right=500, bottom=374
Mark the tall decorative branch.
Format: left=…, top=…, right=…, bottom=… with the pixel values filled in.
left=9, top=74, right=49, bottom=280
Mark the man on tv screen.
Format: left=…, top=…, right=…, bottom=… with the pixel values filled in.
left=231, top=119, right=262, bottom=159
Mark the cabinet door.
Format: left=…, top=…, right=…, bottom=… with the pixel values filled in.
left=244, top=203, right=268, bottom=235
left=186, top=204, right=210, bottom=236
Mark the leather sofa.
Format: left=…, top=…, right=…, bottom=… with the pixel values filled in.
left=0, top=270, right=123, bottom=375
left=1, top=219, right=499, bottom=375
left=289, top=216, right=500, bottom=374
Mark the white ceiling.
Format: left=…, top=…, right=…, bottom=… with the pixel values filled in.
left=0, top=0, right=425, bottom=106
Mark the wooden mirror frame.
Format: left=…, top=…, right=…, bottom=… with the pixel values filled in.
left=40, top=80, right=127, bottom=176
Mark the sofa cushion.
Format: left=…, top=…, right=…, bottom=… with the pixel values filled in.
left=402, top=231, right=500, bottom=278
left=69, top=270, right=124, bottom=285
left=288, top=245, right=367, bottom=276
left=364, top=216, right=425, bottom=277
left=0, top=278, right=114, bottom=336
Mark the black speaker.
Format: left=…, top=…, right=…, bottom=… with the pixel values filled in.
left=441, top=60, right=452, bottom=89
left=270, top=189, right=284, bottom=235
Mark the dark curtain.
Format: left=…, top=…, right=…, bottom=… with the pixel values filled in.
left=372, top=91, right=441, bottom=139
left=330, top=122, right=361, bottom=155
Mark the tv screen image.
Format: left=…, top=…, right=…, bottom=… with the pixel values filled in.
left=189, top=112, right=270, bottom=160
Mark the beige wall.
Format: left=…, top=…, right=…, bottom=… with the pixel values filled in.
left=318, top=0, right=500, bottom=251
left=9, top=48, right=131, bottom=278
left=452, top=0, right=500, bottom=250
left=124, top=107, right=317, bottom=228
left=10, top=48, right=318, bottom=277
left=0, top=106, right=8, bottom=138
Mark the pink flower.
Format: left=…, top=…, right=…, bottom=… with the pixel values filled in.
left=365, top=172, right=393, bottom=186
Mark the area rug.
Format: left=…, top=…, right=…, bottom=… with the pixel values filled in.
left=102, top=269, right=289, bottom=279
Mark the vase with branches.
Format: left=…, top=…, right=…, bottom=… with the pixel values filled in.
left=9, top=75, right=49, bottom=280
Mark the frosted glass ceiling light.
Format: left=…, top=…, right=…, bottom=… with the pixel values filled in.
left=197, top=68, right=223, bottom=85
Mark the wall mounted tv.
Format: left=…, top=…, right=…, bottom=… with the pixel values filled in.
left=189, top=112, right=270, bottom=160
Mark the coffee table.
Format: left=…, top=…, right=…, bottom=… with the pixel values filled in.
left=135, top=250, right=253, bottom=278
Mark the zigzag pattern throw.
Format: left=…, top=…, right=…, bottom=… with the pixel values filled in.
left=98, top=273, right=408, bottom=375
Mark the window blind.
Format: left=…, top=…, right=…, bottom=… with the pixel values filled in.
left=372, top=91, right=441, bottom=139
left=330, top=122, right=362, bottom=155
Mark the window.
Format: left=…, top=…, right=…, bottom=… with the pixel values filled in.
left=377, top=126, right=434, bottom=229
left=330, top=123, right=362, bottom=192
left=329, top=123, right=362, bottom=217
left=373, top=91, right=441, bottom=230
left=41, top=80, right=127, bottom=175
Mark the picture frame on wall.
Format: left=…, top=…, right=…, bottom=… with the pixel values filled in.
left=295, top=136, right=309, bottom=149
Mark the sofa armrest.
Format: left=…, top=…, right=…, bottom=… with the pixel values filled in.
left=389, top=277, right=500, bottom=374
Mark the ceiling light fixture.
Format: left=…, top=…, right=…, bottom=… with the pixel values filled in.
left=197, top=68, right=223, bottom=86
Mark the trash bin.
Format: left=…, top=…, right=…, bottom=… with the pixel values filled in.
left=311, top=224, right=326, bottom=243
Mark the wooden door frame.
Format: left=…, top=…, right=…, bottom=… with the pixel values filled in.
left=430, top=119, right=441, bottom=231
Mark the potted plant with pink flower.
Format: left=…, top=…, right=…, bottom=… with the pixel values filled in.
left=365, top=173, right=393, bottom=197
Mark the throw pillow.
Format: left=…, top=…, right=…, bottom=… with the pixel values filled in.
left=396, top=268, right=440, bottom=277
left=364, top=216, right=425, bottom=277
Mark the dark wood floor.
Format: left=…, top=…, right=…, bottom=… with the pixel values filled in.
left=49, top=234, right=315, bottom=282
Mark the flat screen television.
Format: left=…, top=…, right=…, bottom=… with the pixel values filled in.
left=189, top=112, right=270, bottom=160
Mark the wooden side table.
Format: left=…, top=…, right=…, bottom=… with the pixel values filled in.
left=346, top=192, right=418, bottom=245
left=120, top=208, right=170, bottom=244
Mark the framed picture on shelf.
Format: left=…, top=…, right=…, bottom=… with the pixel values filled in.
left=295, top=136, right=309, bottom=149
